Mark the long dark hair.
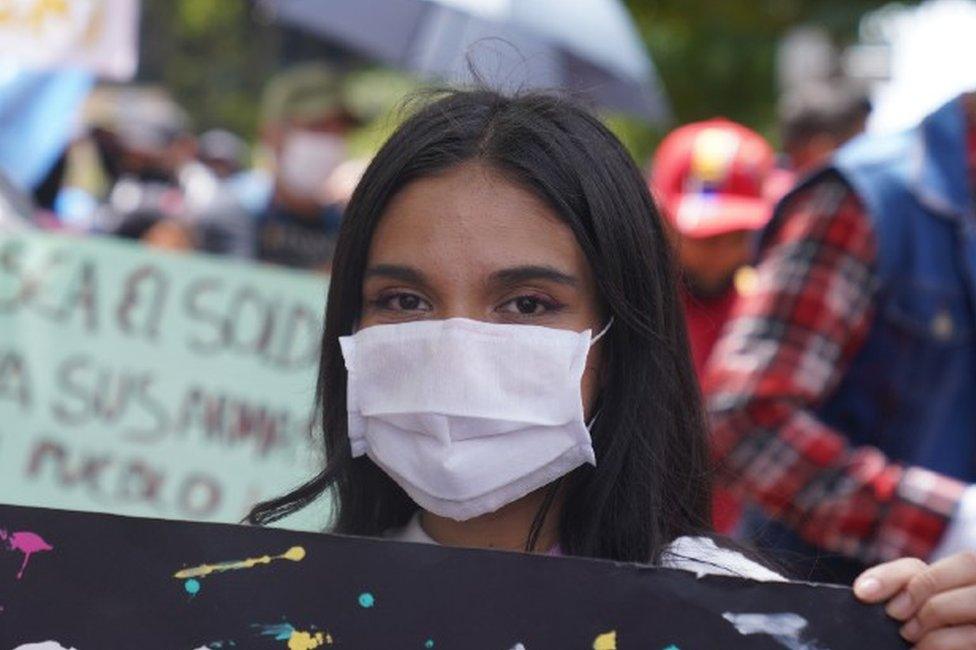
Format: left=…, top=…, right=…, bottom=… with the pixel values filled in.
left=248, top=89, right=712, bottom=563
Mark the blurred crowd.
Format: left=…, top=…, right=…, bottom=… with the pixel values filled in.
left=22, top=63, right=370, bottom=273
left=665, top=80, right=976, bottom=585
left=653, top=80, right=870, bottom=370
left=649, top=79, right=872, bottom=538
left=9, top=59, right=873, bottom=287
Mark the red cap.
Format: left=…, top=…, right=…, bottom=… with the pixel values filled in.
left=650, top=118, right=775, bottom=238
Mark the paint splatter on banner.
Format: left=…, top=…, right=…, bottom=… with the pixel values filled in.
left=184, top=578, right=201, bottom=597
left=172, top=545, right=306, bottom=597
left=357, top=592, right=375, bottom=608
left=255, top=622, right=333, bottom=649
left=593, top=630, right=617, bottom=650
left=175, top=545, right=306, bottom=579
left=723, top=612, right=825, bottom=650
left=1, top=528, right=53, bottom=580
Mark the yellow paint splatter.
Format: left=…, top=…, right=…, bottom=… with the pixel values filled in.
left=288, top=629, right=332, bottom=649
left=593, top=630, right=617, bottom=650
left=283, top=546, right=306, bottom=561
left=174, top=545, right=306, bottom=579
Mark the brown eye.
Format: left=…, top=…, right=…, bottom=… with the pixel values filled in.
left=377, top=292, right=431, bottom=312
left=397, top=294, right=422, bottom=310
left=498, top=294, right=563, bottom=318
left=515, top=297, right=543, bottom=314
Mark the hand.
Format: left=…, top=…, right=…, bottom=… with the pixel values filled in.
left=854, top=552, right=976, bottom=648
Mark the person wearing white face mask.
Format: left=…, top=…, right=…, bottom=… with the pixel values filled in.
left=248, top=90, right=976, bottom=648
left=252, top=63, right=360, bottom=272
left=340, top=317, right=612, bottom=522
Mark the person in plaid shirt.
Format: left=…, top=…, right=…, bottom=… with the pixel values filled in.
left=703, top=93, right=976, bottom=584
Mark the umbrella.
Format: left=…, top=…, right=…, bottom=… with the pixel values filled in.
left=260, top=0, right=670, bottom=123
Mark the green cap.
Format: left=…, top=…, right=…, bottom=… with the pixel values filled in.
left=261, top=62, right=347, bottom=125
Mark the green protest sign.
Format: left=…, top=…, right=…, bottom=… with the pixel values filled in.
left=0, top=231, right=329, bottom=530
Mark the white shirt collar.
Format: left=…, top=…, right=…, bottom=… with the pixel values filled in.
left=384, top=512, right=785, bottom=582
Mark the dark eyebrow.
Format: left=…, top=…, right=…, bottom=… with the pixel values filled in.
left=488, top=265, right=579, bottom=288
left=363, top=264, right=429, bottom=286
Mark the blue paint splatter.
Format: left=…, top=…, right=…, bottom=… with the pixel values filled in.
left=184, top=578, right=201, bottom=596
left=255, top=622, right=296, bottom=641
left=425, top=639, right=435, bottom=648
left=358, top=591, right=375, bottom=608
left=662, top=645, right=680, bottom=650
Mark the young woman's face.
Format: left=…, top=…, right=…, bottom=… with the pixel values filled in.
left=361, top=161, right=607, bottom=418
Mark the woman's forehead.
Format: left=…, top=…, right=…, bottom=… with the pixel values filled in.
left=368, top=163, right=590, bottom=279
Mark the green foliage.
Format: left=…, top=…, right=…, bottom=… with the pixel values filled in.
left=614, top=0, right=905, bottom=162
left=138, top=0, right=277, bottom=138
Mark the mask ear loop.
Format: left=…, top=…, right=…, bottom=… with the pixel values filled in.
left=584, top=317, right=613, bottom=429
left=590, top=316, right=614, bottom=346
left=585, top=410, right=600, bottom=430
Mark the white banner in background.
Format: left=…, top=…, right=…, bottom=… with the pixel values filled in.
left=0, top=230, right=330, bottom=531
left=0, top=0, right=139, bottom=80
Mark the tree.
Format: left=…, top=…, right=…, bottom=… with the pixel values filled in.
left=137, top=0, right=278, bottom=138
left=615, top=0, right=908, bottom=161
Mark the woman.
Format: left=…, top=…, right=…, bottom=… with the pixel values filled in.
left=251, top=89, right=976, bottom=647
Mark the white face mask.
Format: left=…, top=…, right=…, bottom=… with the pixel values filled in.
left=339, top=317, right=612, bottom=521
left=278, top=131, right=346, bottom=200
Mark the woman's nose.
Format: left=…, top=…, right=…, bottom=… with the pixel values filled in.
left=437, top=298, right=487, bottom=322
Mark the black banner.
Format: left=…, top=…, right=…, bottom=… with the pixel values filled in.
left=0, top=504, right=904, bottom=648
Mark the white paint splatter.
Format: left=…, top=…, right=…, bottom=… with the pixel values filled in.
left=13, top=643, right=78, bottom=650
left=663, top=537, right=787, bottom=582
left=724, top=612, right=807, bottom=636
left=722, top=612, right=826, bottom=650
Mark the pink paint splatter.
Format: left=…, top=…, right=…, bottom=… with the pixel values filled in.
left=1, top=528, right=54, bottom=580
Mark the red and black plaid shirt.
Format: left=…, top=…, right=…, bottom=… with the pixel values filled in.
left=702, top=110, right=976, bottom=564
